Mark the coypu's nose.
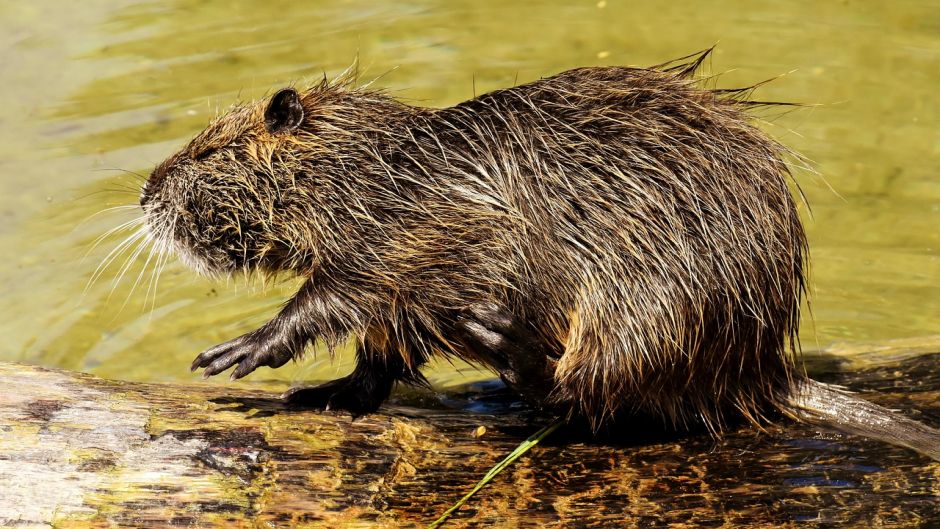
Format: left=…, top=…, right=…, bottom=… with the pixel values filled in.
left=139, top=176, right=158, bottom=207
left=142, top=158, right=175, bottom=207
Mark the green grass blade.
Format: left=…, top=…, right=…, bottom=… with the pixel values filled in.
left=426, top=419, right=564, bottom=529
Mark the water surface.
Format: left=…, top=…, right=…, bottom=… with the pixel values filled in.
left=0, top=0, right=937, bottom=389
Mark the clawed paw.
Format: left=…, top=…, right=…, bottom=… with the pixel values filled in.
left=191, top=329, right=296, bottom=380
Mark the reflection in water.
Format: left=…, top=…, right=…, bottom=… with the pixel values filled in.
left=0, top=0, right=937, bottom=388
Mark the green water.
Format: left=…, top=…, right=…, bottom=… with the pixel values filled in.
left=0, top=1, right=937, bottom=390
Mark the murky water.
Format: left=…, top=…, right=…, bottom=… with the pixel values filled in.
left=0, top=1, right=937, bottom=390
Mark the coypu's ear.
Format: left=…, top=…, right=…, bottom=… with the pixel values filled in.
left=264, top=88, right=304, bottom=134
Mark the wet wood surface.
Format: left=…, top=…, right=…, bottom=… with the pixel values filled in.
left=1, top=337, right=938, bottom=528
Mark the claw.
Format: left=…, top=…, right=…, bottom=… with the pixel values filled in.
left=202, top=350, right=233, bottom=377
left=191, top=338, right=241, bottom=372
left=230, top=360, right=256, bottom=381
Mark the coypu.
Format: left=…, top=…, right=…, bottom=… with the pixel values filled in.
left=140, top=50, right=939, bottom=459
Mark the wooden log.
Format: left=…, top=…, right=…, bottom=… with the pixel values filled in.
left=1, top=338, right=938, bottom=528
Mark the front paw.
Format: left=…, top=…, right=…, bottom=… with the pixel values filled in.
left=282, top=377, right=383, bottom=416
left=191, top=329, right=297, bottom=380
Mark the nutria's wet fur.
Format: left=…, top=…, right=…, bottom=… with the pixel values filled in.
left=140, top=50, right=940, bottom=458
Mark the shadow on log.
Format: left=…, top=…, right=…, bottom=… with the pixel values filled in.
left=1, top=337, right=938, bottom=528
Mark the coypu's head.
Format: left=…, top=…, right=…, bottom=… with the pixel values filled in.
left=140, top=87, right=331, bottom=276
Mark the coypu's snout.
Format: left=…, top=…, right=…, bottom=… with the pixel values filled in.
left=138, top=167, right=159, bottom=208
left=138, top=155, right=238, bottom=277
left=138, top=167, right=163, bottom=209
left=139, top=155, right=181, bottom=218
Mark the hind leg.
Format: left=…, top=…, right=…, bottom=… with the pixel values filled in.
left=283, top=336, right=424, bottom=415
left=456, top=303, right=556, bottom=406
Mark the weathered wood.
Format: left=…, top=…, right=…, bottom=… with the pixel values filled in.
left=1, top=338, right=938, bottom=528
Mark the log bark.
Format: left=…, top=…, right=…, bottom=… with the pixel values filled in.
left=1, top=337, right=938, bottom=528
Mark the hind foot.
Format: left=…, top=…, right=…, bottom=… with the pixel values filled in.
left=282, top=375, right=386, bottom=416
left=456, top=303, right=556, bottom=406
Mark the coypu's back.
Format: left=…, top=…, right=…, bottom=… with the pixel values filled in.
left=406, top=57, right=807, bottom=431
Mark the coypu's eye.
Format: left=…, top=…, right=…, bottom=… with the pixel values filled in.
left=264, top=88, right=304, bottom=134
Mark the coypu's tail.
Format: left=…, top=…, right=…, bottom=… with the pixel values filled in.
left=786, top=379, right=940, bottom=461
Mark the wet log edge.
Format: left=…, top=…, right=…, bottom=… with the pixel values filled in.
left=0, top=337, right=938, bottom=528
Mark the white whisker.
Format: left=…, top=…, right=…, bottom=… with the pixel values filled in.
left=77, top=205, right=141, bottom=229
left=145, top=225, right=173, bottom=316
left=85, top=227, right=147, bottom=293
left=108, top=229, right=150, bottom=301
left=123, top=230, right=159, bottom=310
left=83, top=216, right=145, bottom=259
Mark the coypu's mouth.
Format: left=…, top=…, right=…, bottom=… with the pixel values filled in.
left=141, top=203, right=237, bottom=278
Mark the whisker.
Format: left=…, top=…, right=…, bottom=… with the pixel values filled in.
left=145, top=250, right=163, bottom=315
left=78, top=205, right=140, bottom=230
left=106, top=184, right=144, bottom=195
left=108, top=229, right=150, bottom=301
left=145, top=222, right=171, bottom=312
left=147, top=241, right=172, bottom=316
left=93, top=166, right=150, bottom=182
left=73, top=187, right=141, bottom=202
left=83, top=216, right=145, bottom=259
left=85, top=228, right=147, bottom=292
left=122, top=230, right=159, bottom=310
